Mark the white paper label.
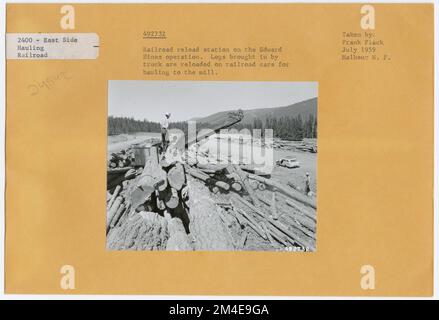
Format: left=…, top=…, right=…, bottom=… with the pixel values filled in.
left=6, top=33, right=99, bottom=60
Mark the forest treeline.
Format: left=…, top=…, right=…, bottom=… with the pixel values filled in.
left=108, top=114, right=317, bottom=140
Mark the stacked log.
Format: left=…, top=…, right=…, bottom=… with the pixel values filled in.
left=231, top=194, right=315, bottom=250
left=107, top=128, right=316, bottom=252
left=107, top=154, right=192, bottom=250
left=247, top=173, right=316, bottom=210
left=183, top=148, right=317, bottom=251
left=273, top=139, right=317, bottom=153
left=187, top=167, right=230, bottom=192
left=108, top=148, right=135, bottom=169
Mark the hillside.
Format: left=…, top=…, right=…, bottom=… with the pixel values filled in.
left=191, top=97, right=317, bottom=126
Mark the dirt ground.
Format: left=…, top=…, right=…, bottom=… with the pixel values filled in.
left=272, top=149, right=317, bottom=193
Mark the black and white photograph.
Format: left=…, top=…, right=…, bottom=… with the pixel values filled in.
left=106, top=81, right=317, bottom=251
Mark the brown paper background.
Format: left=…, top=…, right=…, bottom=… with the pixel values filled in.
left=5, top=4, right=434, bottom=296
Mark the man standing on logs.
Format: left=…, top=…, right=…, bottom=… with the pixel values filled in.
left=305, top=172, right=311, bottom=196
left=161, top=112, right=171, bottom=151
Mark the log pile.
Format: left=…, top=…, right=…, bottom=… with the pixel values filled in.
left=108, top=148, right=135, bottom=169
left=183, top=147, right=317, bottom=251
left=106, top=143, right=317, bottom=251
left=106, top=109, right=316, bottom=251
left=273, top=139, right=317, bottom=153
left=106, top=152, right=194, bottom=250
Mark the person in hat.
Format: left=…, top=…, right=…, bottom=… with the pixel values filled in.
left=161, top=112, right=171, bottom=150
left=305, top=172, right=311, bottom=195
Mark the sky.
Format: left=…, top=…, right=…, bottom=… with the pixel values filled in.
left=108, top=81, right=318, bottom=122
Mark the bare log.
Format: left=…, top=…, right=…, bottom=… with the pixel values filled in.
left=248, top=173, right=316, bottom=209
left=167, top=162, right=186, bottom=191
left=215, top=180, right=230, bottom=191
left=184, top=110, right=244, bottom=148
left=249, top=179, right=259, bottom=190
left=231, top=181, right=243, bottom=192
left=261, top=222, right=276, bottom=247
left=271, top=192, right=278, bottom=220
left=199, top=168, right=217, bottom=174
left=231, top=208, right=267, bottom=240
left=188, top=167, right=210, bottom=180
left=264, top=224, right=289, bottom=246
left=188, top=167, right=230, bottom=191
left=230, top=196, right=267, bottom=238
left=111, top=203, right=129, bottom=228
left=230, top=165, right=261, bottom=207
left=130, top=182, right=153, bottom=212
left=165, top=187, right=180, bottom=209
left=280, top=213, right=316, bottom=239
left=108, top=167, right=134, bottom=174
left=275, top=196, right=316, bottom=231
left=110, top=204, right=125, bottom=228
left=140, top=159, right=167, bottom=191
left=107, top=196, right=123, bottom=234
left=197, top=163, right=228, bottom=173
left=229, top=209, right=246, bottom=227
left=287, top=180, right=303, bottom=192
left=115, top=203, right=130, bottom=228
left=129, top=160, right=168, bottom=212
left=107, top=185, right=121, bottom=210
left=233, top=195, right=315, bottom=249
left=282, top=207, right=315, bottom=232
left=240, top=165, right=271, bottom=177
left=276, top=192, right=316, bottom=222
left=255, top=192, right=315, bottom=232
left=255, top=193, right=271, bottom=206
left=160, top=158, right=176, bottom=170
